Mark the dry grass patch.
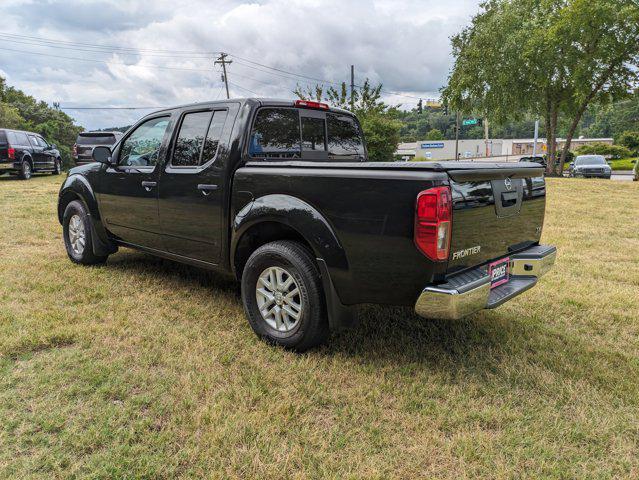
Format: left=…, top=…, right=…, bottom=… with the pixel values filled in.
left=0, top=174, right=638, bottom=479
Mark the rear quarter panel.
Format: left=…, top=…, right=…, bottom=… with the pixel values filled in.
left=232, top=165, right=449, bottom=306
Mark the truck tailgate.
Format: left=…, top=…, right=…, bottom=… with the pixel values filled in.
left=446, top=165, right=546, bottom=274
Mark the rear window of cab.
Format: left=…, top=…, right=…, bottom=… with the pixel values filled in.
left=249, top=107, right=365, bottom=161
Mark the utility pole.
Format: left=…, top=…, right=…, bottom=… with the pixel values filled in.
left=484, top=117, right=489, bottom=157
left=215, top=53, right=232, bottom=99
left=454, top=111, right=460, bottom=160
left=350, top=65, right=355, bottom=111
left=532, top=119, right=539, bottom=158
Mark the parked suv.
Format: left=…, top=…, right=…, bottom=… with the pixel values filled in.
left=568, top=155, right=612, bottom=179
left=0, top=128, right=62, bottom=179
left=73, top=131, right=123, bottom=165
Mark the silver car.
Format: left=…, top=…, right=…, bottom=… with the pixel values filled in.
left=568, top=155, right=612, bottom=179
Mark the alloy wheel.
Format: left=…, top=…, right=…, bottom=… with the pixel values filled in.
left=68, top=214, right=86, bottom=255
left=256, top=266, right=303, bottom=332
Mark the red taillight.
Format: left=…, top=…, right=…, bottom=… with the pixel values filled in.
left=295, top=100, right=329, bottom=110
left=414, top=186, right=452, bottom=261
left=7, top=147, right=15, bottom=160
left=72, top=143, right=77, bottom=157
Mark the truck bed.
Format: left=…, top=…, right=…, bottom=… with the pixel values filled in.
left=234, top=160, right=546, bottom=307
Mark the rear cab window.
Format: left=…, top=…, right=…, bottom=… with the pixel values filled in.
left=249, top=106, right=366, bottom=161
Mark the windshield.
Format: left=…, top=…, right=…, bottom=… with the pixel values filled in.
left=575, top=155, right=606, bottom=165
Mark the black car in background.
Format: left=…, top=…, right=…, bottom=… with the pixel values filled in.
left=0, top=128, right=62, bottom=179
left=73, top=131, right=123, bottom=165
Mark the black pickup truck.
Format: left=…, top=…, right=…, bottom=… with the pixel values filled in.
left=57, top=98, right=556, bottom=350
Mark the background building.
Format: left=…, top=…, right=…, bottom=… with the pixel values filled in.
left=396, top=137, right=613, bottom=161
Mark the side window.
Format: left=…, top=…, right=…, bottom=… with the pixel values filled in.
left=15, top=132, right=29, bottom=145
left=28, top=135, right=40, bottom=148
left=327, top=113, right=365, bottom=160
left=37, top=136, right=49, bottom=148
left=171, top=111, right=212, bottom=167
left=119, top=116, right=170, bottom=167
left=301, top=117, right=326, bottom=152
left=249, top=108, right=300, bottom=158
left=6, top=131, right=18, bottom=145
left=201, top=110, right=228, bottom=164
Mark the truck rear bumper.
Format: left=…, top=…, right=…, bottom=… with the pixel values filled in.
left=415, top=245, right=556, bottom=320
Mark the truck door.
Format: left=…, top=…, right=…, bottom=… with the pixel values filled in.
left=96, top=115, right=171, bottom=249
left=158, top=104, right=236, bottom=264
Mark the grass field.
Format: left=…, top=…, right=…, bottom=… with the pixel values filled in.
left=1, top=174, right=638, bottom=479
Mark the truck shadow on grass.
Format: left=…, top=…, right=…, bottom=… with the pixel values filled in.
left=105, top=250, right=240, bottom=296
left=325, top=304, right=637, bottom=404
left=100, top=251, right=635, bottom=402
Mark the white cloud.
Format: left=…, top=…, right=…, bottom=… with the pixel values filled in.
left=0, top=0, right=481, bottom=129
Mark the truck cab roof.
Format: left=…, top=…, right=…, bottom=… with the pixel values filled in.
left=151, top=98, right=354, bottom=116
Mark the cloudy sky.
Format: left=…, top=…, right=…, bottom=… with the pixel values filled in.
left=0, top=0, right=481, bottom=130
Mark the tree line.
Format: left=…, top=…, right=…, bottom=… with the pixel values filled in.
left=0, top=76, right=82, bottom=168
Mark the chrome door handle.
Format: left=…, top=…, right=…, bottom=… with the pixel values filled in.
left=197, top=184, right=218, bottom=196
left=141, top=181, right=157, bottom=191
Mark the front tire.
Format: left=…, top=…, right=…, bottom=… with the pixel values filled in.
left=19, top=160, right=32, bottom=180
left=241, top=240, right=328, bottom=351
left=63, top=200, right=108, bottom=265
left=53, top=158, right=62, bottom=175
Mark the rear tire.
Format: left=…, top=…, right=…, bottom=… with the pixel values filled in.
left=241, top=240, right=328, bottom=351
left=63, top=200, right=108, bottom=265
left=19, top=160, right=32, bottom=180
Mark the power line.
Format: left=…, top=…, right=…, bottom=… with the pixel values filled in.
left=0, top=46, right=217, bottom=73
left=0, top=36, right=212, bottom=59
left=0, top=32, right=217, bottom=55
left=0, top=31, right=428, bottom=102
left=229, top=54, right=425, bottom=101
left=228, top=81, right=261, bottom=96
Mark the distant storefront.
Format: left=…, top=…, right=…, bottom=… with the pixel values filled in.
left=396, top=137, right=614, bottom=161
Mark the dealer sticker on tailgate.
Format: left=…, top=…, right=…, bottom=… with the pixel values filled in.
left=488, top=257, right=510, bottom=288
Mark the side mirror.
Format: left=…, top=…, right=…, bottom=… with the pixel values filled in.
left=92, top=146, right=113, bottom=165
left=569, top=162, right=574, bottom=168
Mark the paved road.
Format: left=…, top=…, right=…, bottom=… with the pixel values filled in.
left=611, top=171, right=635, bottom=182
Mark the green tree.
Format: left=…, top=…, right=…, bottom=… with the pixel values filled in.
left=442, top=0, right=639, bottom=175
left=294, top=79, right=401, bottom=161
left=425, top=128, right=444, bottom=140
left=0, top=102, right=23, bottom=129
left=617, top=130, right=639, bottom=155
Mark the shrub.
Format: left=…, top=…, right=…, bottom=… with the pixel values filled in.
left=617, top=130, right=639, bottom=155
left=574, top=142, right=632, bottom=159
